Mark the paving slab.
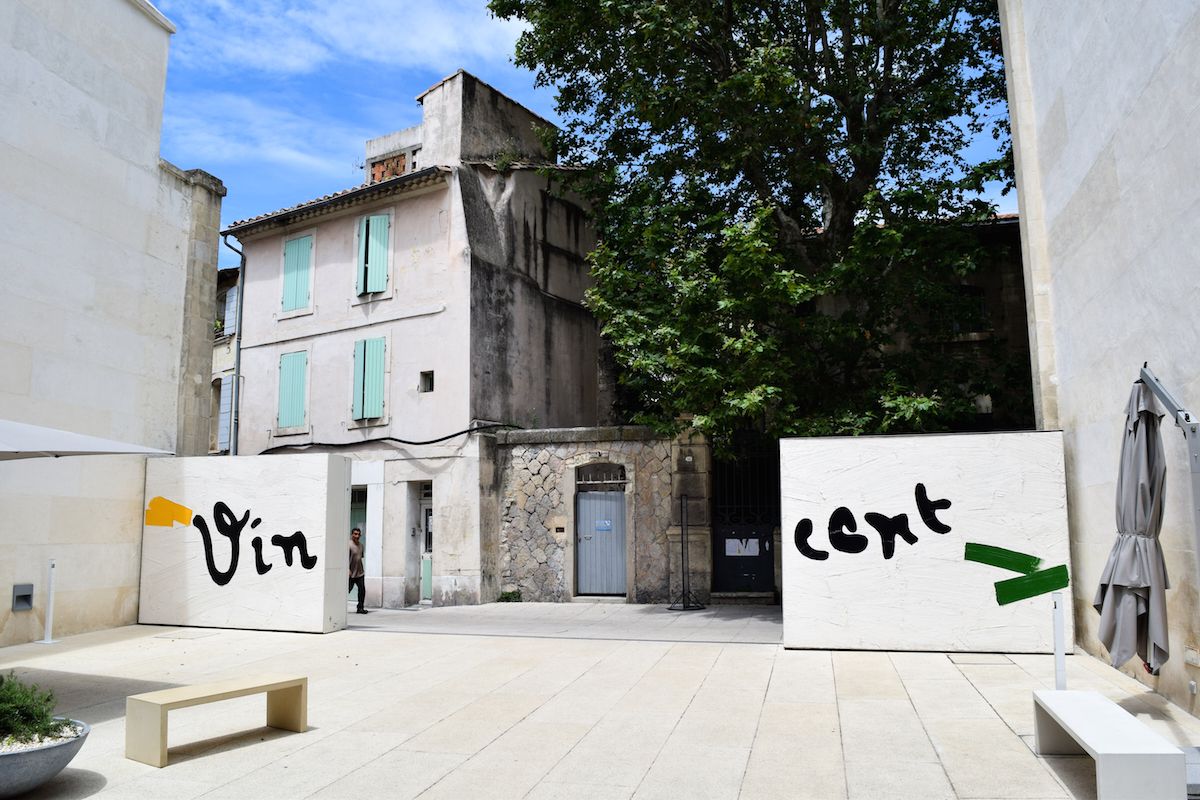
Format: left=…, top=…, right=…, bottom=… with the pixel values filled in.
left=0, top=602, right=1194, bottom=799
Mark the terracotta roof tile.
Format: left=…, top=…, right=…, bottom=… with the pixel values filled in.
left=222, top=167, right=450, bottom=237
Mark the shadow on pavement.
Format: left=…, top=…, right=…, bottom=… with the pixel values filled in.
left=1, top=667, right=178, bottom=725
left=17, top=767, right=107, bottom=799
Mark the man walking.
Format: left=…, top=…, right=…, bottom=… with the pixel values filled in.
left=349, top=527, right=367, bottom=614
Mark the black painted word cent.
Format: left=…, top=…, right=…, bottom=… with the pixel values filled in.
left=793, top=483, right=952, bottom=560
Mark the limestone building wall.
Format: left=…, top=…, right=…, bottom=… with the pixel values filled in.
left=0, top=0, right=224, bottom=646
left=1000, top=0, right=1200, bottom=711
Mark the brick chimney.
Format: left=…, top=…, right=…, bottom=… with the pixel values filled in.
left=369, top=152, right=406, bottom=184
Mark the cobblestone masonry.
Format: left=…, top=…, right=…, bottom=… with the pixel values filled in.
left=497, top=431, right=675, bottom=602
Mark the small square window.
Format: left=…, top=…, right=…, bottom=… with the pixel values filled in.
left=419, top=371, right=434, bottom=393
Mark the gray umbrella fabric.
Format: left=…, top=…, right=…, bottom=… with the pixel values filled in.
left=1093, top=382, right=1170, bottom=674
left=0, top=419, right=173, bottom=460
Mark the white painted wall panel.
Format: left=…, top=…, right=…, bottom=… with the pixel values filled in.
left=781, top=431, right=1072, bottom=652
left=140, top=454, right=350, bottom=633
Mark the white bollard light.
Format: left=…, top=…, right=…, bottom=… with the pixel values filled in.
left=37, top=558, right=57, bottom=645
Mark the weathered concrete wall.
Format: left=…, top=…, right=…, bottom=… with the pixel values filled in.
left=1000, top=0, right=1200, bottom=711
left=0, top=0, right=223, bottom=646
left=464, top=167, right=600, bottom=429
left=458, top=72, right=550, bottom=163
left=495, top=427, right=684, bottom=603
left=163, top=162, right=225, bottom=457
left=415, top=70, right=550, bottom=168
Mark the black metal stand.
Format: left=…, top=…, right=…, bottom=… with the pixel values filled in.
left=669, top=494, right=705, bottom=611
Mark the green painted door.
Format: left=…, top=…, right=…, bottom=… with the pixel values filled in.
left=420, top=503, right=433, bottom=602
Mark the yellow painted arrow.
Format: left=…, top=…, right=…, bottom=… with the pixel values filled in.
left=144, top=496, right=192, bottom=527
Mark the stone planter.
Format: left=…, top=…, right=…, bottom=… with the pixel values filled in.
left=0, top=720, right=90, bottom=799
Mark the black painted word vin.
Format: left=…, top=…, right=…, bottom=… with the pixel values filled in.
left=192, top=502, right=319, bottom=585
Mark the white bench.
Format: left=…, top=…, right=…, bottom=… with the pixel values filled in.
left=1033, top=689, right=1185, bottom=799
left=126, top=674, right=307, bottom=767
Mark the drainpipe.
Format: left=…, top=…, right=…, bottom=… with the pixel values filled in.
left=221, top=234, right=245, bottom=455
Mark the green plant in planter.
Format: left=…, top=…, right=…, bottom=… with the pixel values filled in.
left=0, top=673, right=75, bottom=745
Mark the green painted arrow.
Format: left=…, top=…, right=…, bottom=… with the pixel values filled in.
left=993, top=565, right=1070, bottom=606
left=964, top=543, right=1042, bottom=574
left=965, top=542, right=1069, bottom=605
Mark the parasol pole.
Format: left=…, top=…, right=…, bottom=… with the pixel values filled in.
left=1139, top=365, right=1200, bottom=592
left=1052, top=591, right=1066, bottom=689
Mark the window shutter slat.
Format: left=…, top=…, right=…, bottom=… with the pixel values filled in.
left=356, top=217, right=369, bottom=295
left=366, top=214, right=389, bottom=293
left=352, top=340, right=366, bottom=420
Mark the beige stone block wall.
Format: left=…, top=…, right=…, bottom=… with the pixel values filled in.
left=0, top=455, right=146, bottom=647
left=162, top=163, right=226, bottom=457
left=1001, top=0, right=1200, bottom=712
left=0, top=1, right=224, bottom=646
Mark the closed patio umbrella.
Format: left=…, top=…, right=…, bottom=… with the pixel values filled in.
left=1093, top=381, right=1170, bottom=674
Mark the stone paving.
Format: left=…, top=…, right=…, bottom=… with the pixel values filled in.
left=2, top=603, right=1198, bottom=799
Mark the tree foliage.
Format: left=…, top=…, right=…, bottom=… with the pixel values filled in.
left=491, top=0, right=1018, bottom=447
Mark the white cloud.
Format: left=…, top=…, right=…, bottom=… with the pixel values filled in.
left=163, top=90, right=368, bottom=179
left=158, top=0, right=526, bottom=76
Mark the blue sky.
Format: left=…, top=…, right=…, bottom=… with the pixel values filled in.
left=157, top=0, right=552, bottom=267
left=156, top=1, right=1015, bottom=269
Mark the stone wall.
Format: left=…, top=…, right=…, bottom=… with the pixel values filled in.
left=495, top=426, right=704, bottom=603
left=1000, top=0, right=1200, bottom=712
left=0, top=0, right=224, bottom=647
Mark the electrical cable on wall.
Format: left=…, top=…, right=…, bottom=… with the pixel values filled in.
left=259, top=422, right=520, bottom=455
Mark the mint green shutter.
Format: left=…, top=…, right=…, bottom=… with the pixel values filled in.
left=356, top=217, right=369, bottom=295
left=363, top=337, right=386, bottom=417
left=366, top=214, right=389, bottom=293
left=282, top=235, right=312, bottom=311
left=352, top=337, right=386, bottom=419
left=352, top=340, right=366, bottom=419
left=278, top=351, right=307, bottom=427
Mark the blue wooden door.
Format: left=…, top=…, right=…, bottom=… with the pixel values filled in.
left=576, top=491, right=626, bottom=595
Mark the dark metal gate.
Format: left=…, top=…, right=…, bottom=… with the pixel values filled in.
left=711, top=434, right=779, bottom=594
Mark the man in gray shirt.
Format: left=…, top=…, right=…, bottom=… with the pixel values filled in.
left=349, top=527, right=367, bottom=614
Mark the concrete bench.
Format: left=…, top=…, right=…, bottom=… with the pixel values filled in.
left=126, top=674, right=307, bottom=767
left=1033, top=689, right=1185, bottom=799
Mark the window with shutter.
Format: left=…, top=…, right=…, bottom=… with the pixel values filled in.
left=277, top=351, right=308, bottom=428
left=217, top=376, right=232, bottom=450
left=352, top=337, right=386, bottom=420
left=282, top=235, right=313, bottom=312
left=356, top=214, right=390, bottom=295
left=223, top=285, right=238, bottom=335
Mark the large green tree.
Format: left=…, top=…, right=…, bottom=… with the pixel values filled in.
left=491, top=0, right=1017, bottom=447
